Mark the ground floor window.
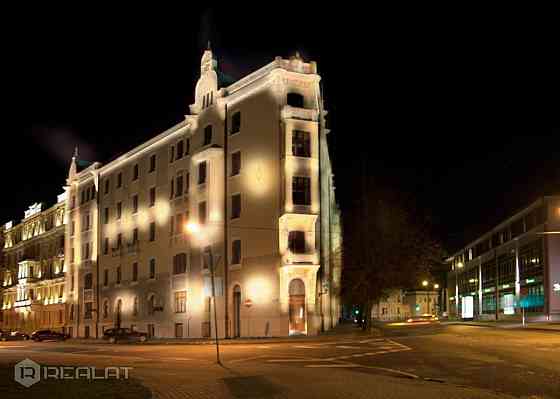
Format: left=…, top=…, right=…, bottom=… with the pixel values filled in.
left=84, top=326, right=90, bottom=338
left=147, top=324, right=155, bottom=338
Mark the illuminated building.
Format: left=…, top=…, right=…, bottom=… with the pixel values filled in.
left=446, top=196, right=560, bottom=321
left=0, top=198, right=67, bottom=333
left=61, top=48, right=341, bottom=338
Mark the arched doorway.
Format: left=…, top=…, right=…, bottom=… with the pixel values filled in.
left=233, top=285, right=241, bottom=338
left=289, top=279, right=306, bottom=335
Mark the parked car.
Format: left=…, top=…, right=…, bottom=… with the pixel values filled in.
left=1, top=330, right=30, bottom=341
left=103, top=328, right=148, bottom=343
left=31, top=329, right=68, bottom=342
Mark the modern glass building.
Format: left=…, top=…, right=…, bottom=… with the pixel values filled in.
left=446, top=196, right=560, bottom=321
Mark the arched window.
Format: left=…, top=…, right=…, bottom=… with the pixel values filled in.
left=287, top=93, right=304, bottom=108
left=133, top=296, right=139, bottom=316
left=147, top=294, right=155, bottom=315
left=289, top=279, right=305, bottom=296
left=103, top=299, right=109, bottom=319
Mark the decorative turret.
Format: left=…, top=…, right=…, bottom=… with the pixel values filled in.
left=190, top=45, right=219, bottom=115
left=67, top=147, right=78, bottom=182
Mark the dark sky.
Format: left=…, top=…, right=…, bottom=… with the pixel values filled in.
left=3, top=7, right=558, bottom=252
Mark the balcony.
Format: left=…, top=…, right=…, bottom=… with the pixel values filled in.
left=126, top=241, right=140, bottom=255
left=281, top=105, right=318, bottom=122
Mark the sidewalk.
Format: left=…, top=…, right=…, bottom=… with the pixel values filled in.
left=66, top=322, right=380, bottom=345
left=444, top=320, right=560, bottom=332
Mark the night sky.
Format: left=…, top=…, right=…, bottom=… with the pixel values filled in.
left=3, top=8, right=558, bottom=252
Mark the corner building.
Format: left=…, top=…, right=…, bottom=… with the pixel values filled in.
left=64, top=49, right=341, bottom=338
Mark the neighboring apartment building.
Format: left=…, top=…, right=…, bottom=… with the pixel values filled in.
left=446, top=196, right=560, bottom=321
left=60, top=48, right=341, bottom=338
left=0, top=198, right=67, bottom=333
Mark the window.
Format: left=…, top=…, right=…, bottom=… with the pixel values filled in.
left=176, top=174, right=184, bottom=197
left=149, top=258, right=156, bottom=279
left=116, top=233, right=122, bottom=249
left=231, top=194, right=241, bottom=219
left=103, top=300, right=109, bottom=318
left=176, top=214, right=183, bottom=234
left=288, top=231, right=306, bottom=254
left=149, top=187, right=156, bottom=207
left=232, top=239, right=241, bottom=265
left=71, top=220, right=75, bottom=236
left=104, top=179, right=110, bottom=194
left=231, top=151, right=241, bottom=176
left=169, top=215, right=175, bottom=236
left=85, top=303, right=93, bottom=320
left=149, top=222, right=156, bottom=242
left=132, top=195, right=138, bottom=213
left=199, top=201, right=207, bottom=225
left=104, top=269, right=108, bottom=286
left=84, top=242, right=90, bottom=260
left=202, top=246, right=211, bottom=270
left=117, top=202, right=122, bottom=219
left=116, top=266, right=121, bottom=285
left=173, top=253, right=187, bottom=274
left=170, top=145, right=175, bottom=163
left=292, top=176, right=311, bottom=205
left=170, top=178, right=175, bottom=199
left=198, top=161, right=207, bottom=185
left=133, top=228, right=138, bottom=243
left=175, top=323, right=184, bottom=338
left=133, top=296, right=139, bottom=316
left=292, top=130, right=311, bottom=157
left=185, top=173, right=190, bottom=194
left=133, top=164, right=139, bottom=180
left=71, top=247, right=75, bottom=263
left=185, top=138, right=190, bottom=155
left=104, top=238, right=109, bottom=255
left=132, top=262, right=138, bottom=282
left=104, top=207, right=109, bottom=224
left=117, top=172, right=122, bottom=188
left=231, top=111, right=241, bottom=134
left=149, top=154, right=156, bottom=172
left=84, top=273, right=93, bottom=290
left=175, top=291, right=186, bottom=313
left=203, top=125, right=212, bottom=146
left=177, top=140, right=184, bottom=159
left=287, top=92, right=304, bottom=108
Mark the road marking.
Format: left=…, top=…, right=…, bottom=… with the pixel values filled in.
left=359, top=338, right=385, bottom=344
left=169, top=357, right=193, bottom=361
left=0, top=345, right=26, bottom=349
left=335, top=345, right=363, bottom=349
left=256, top=345, right=271, bottom=349
left=292, top=345, right=315, bottom=349
left=305, top=364, right=360, bottom=368
left=229, top=355, right=266, bottom=363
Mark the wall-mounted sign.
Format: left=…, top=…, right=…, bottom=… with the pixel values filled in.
left=553, top=283, right=560, bottom=293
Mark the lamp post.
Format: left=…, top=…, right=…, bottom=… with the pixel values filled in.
left=185, top=222, right=222, bottom=365
left=421, top=280, right=439, bottom=315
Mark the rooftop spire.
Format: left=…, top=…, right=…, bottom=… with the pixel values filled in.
left=207, top=40, right=211, bottom=51
left=73, top=146, right=79, bottom=159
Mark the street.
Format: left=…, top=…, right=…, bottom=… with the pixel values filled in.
left=0, top=323, right=559, bottom=398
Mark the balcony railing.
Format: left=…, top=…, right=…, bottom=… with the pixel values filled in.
left=281, top=105, right=319, bottom=121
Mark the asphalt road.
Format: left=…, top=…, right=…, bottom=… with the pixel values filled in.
left=0, top=323, right=558, bottom=398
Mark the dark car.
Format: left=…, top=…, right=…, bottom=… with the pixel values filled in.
left=1, top=330, right=30, bottom=341
left=103, top=328, right=148, bottom=343
left=31, top=329, right=68, bottom=342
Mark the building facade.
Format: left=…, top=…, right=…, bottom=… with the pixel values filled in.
left=0, top=49, right=342, bottom=338
left=371, top=290, right=411, bottom=321
left=446, top=196, right=560, bottom=321
left=0, top=198, right=67, bottom=333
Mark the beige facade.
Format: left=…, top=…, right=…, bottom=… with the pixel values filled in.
left=0, top=199, right=68, bottom=333
left=45, top=49, right=341, bottom=338
left=371, top=290, right=411, bottom=321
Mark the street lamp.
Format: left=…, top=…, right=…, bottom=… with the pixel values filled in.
left=420, top=280, right=439, bottom=316
left=184, top=221, right=222, bottom=365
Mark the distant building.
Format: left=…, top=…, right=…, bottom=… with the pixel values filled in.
left=404, top=290, right=439, bottom=317
left=371, top=290, right=411, bottom=321
left=446, top=196, right=560, bottom=321
left=1, top=48, right=342, bottom=338
left=0, top=198, right=67, bottom=333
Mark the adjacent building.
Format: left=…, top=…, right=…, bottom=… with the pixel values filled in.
left=0, top=198, right=67, bottom=333
left=446, top=196, right=560, bottom=321
left=1, top=48, right=342, bottom=338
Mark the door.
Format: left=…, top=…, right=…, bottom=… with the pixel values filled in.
left=289, top=279, right=306, bottom=335
left=233, top=286, right=241, bottom=338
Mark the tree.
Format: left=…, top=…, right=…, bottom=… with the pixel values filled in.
left=341, top=166, right=443, bottom=329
